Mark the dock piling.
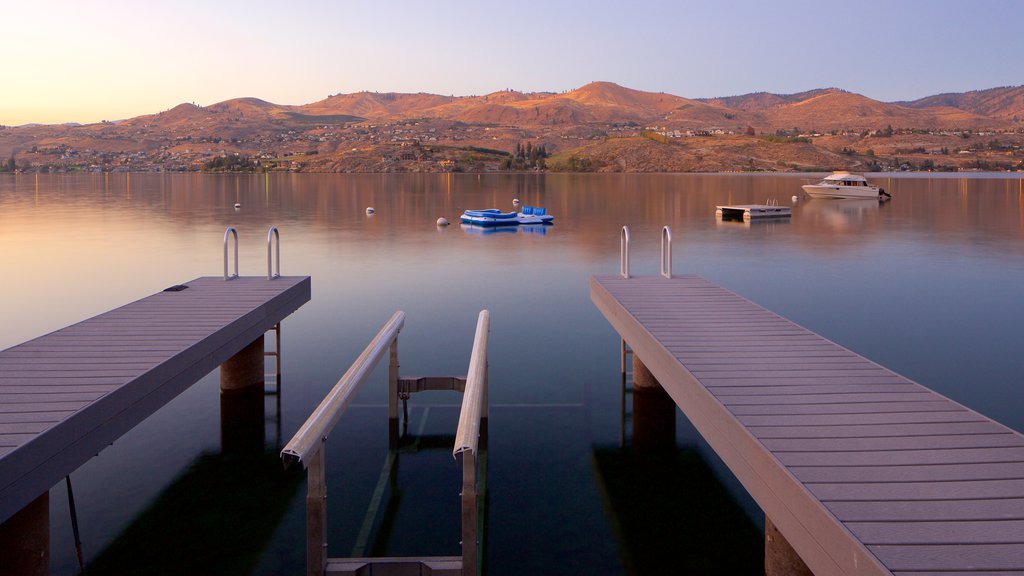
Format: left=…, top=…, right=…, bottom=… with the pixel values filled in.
left=631, top=356, right=676, bottom=451
left=220, top=335, right=266, bottom=392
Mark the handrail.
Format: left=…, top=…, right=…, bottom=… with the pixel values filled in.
left=267, top=226, right=280, bottom=280
left=660, top=225, right=672, bottom=279
left=620, top=226, right=630, bottom=279
left=453, top=310, right=489, bottom=457
left=281, top=311, right=406, bottom=468
left=223, top=227, right=239, bottom=281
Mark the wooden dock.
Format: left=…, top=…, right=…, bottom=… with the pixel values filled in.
left=716, top=204, right=791, bottom=220
left=0, top=275, right=311, bottom=525
left=592, top=274, right=1024, bottom=575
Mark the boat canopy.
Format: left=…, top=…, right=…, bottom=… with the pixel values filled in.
left=822, top=172, right=868, bottom=183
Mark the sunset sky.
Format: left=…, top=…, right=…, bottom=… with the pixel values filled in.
left=4, top=0, right=1022, bottom=126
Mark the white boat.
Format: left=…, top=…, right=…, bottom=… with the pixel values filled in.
left=801, top=172, right=890, bottom=200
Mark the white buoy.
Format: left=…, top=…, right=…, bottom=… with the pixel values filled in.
left=234, top=203, right=241, bottom=209
left=366, top=207, right=375, bottom=214
left=791, top=195, right=799, bottom=202
left=512, top=198, right=520, bottom=205
left=436, top=217, right=450, bottom=226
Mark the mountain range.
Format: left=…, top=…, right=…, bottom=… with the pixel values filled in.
left=2, top=82, right=1023, bottom=173
left=118, top=81, right=1024, bottom=132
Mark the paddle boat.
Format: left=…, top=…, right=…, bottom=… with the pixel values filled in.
left=517, top=205, right=554, bottom=225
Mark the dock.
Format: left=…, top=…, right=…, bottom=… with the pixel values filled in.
left=592, top=274, right=1024, bottom=575
left=0, top=275, right=311, bottom=526
left=716, top=204, right=791, bottom=219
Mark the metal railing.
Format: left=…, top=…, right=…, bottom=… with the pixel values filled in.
left=281, top=311, right=405, bottom=468
left=620, top=226, right=630, bottom=278
left=661, top=225, right=673, bottom=279
left=454, top=310, right=489, bottom=458
left=281, top=310, right=489, bottom=576
left=223, top=227, right=239, bottom=281
left=267, top=226, right=281, bottom=280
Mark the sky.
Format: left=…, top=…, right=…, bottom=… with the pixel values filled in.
left=3, top=0, right=1023, bottom=126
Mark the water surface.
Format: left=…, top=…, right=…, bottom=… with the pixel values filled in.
left=2, top=172, right=1023, bottom=574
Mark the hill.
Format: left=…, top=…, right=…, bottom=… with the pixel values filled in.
left=2, top=82, right=1022, bottom=174
left=897, top=85, right=1024, bottom=120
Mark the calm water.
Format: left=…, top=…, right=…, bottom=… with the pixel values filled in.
left=2, top=172, right=1024, bottom=575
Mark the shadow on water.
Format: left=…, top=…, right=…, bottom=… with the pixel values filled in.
left=86, top=388, right=300, bottom=576
left=592, top=446, right=763, bottom=576
left=84, top=449, right=303, bottom=576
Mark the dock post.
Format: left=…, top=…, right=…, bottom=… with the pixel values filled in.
left=0, top=492, right=49, bottom=576
left=388, top=338, right=400, bottom=449
left=220, top=336, right=266, bottom=454
left=765, top=517, right=813, bottom=576
left=631, top=356, right=675, bottom=450
left=221, top=335, right=266, bottom=392
left=461, top=451, right=479, bottom=576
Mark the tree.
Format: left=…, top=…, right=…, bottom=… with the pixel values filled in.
left=745, top=125, right=756, bottom=136
left=2, top=156, right=14, bottom=172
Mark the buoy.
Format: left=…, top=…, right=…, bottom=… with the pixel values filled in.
left=791, top=195, right=798, bottom=202
left=234, top=203, right=241, bottom=209
left=436, top=217, right=450, bottom=226
left=366, top=207, right=375, bottom=214
left=512, top=198, right=520, bottom=205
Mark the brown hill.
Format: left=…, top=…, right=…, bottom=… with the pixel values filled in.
left=762, top=90, right=990, bottom=131
left=899, top=85, right=1024, bottom=119
left=700, top=89, right=835, bottom=111
left=299, top=91, right=455, bottom=119
left=206, top=97, right=292, bottom=119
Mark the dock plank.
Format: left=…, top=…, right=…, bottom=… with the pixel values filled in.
left=0, top=275, right=310, bottom=524
left=592, top=274, right=1024, bottom=575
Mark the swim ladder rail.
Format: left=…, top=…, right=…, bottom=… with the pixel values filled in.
left=660, top=226, right=672, bottom=279
left=267, top=226, right=281, bottom=280
left=620, top=226, right=630, bottom=278
left=223, top=227, right=239, bottom=280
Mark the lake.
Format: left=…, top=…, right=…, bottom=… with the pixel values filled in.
left=2, top=172, right=1023, bottom=575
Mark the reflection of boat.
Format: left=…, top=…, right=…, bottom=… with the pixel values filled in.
left=519, top=223, right=548, bottom=235
left=460, top=223, right=519, bottom=236
left=801, top=172, right=890, bottom=200
left=460, top=206, right=554, bottom=226
left=799, top=197, right=884, bottom=229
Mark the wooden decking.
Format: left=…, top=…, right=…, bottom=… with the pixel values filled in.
left=591, top=274, right=1024, bottom=575
left=715, top=204, right=792, bottom=219
left=0, top=276, right=311, bottom=524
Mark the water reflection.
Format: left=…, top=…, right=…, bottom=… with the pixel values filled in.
left=3, top=172, right=1024, bottom=575
left=592, top=447, right=763, bottom=575
left=85, top=451, right=302, bottom=576
left=797, top=198, right=886, bottom=232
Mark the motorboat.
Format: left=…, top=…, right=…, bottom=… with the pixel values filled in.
left=801, top=172, right=890, bottom=200
left=460, top=206, right=554, bottom=227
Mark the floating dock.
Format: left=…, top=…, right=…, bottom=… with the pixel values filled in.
left=592, top=274, right=1024, bottom=575
left=0, top=275, right=311, bottom=525
left=716, top=204, right=791, bottom=219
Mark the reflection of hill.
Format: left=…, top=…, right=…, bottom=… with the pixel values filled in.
left=593, top=447, right=763, bottom=574
left=87, top=451, right=302, bottom=576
